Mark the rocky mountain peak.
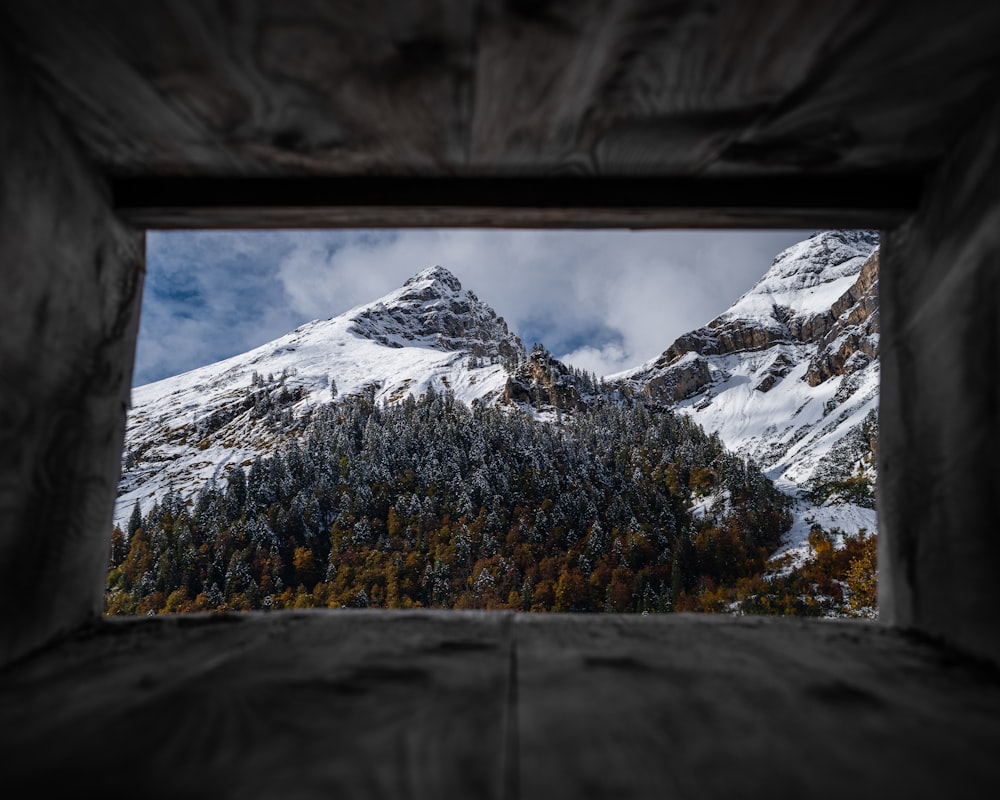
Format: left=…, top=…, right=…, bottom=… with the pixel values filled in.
left=402, top=264, right=463, bottom=293
left=765, top=230, right=880, bottom=284
left=348, top=266, right=524, bottom=362
left=624, top=230, right=881, bottom=397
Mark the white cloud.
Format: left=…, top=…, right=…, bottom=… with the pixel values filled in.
left=558, top=343, right=632, bottom=379
left=138, top=228, right=813, bottom=384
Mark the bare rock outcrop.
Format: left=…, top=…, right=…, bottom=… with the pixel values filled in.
left=502, top=349, right=591, bottom=411
left=805, top=250, right=880, bottom=386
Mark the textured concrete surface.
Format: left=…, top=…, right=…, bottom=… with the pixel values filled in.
left=4, top=2, right=1000, bottom=227
left=0, top=1, right=997, bottom=656
left=2, top=611, right=998, bottom=799
left=1, top=9, right=1000, bottom=779
left=0, top=41, right=144, bottom=666
left=880, top=93, right=1000, bottom=665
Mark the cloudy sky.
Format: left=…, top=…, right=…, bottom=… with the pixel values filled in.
left=135, top=228, right=814, bottom=387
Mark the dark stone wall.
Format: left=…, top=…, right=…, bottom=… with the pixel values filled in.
left=0, top=43, right=144, bottom=666
left=0, top=3, right=997, bottom=671
left=879, top=97, right=1000, bottom=665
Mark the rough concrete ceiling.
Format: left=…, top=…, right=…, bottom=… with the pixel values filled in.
left=3, top=0, right=1000, bottom=227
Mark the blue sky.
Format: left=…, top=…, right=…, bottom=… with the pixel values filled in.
left=135, top=228, right=813, bottom=386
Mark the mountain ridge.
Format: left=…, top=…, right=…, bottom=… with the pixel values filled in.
left=117, top=233, right=880, bottom=568
left=611, top=230, right=880, bottom=560
left=116, top=265, right=524, bottom=527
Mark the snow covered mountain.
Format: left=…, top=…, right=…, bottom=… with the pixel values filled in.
left=118, top=232, right=881, bottom=565
left=612, top=229, right=881, bottom=556
left=116, top=266, right=525, bottom=527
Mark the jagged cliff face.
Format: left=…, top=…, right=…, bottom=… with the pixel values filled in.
left=804, top=249, right=879, bottom=386
left=627, top=230, right=880, bottom=402
left=613, top=230, right=881, bottom=547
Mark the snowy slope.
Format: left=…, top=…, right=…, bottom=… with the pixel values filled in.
left=613, top=230, right=881, bottom=557
left=116, top=266, right=524, bottom=527
left=119, top=233, right=882, bottom=565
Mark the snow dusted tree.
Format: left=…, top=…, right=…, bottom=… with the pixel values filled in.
left=107, top=386, right=793, bottom=615
left=128, top=500, right=143, bottom=538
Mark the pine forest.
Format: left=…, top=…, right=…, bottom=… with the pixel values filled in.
left=107, top=386, right=875, bottom=618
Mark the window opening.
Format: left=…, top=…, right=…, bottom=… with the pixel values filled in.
left=107, top=228, right=878, bottom=618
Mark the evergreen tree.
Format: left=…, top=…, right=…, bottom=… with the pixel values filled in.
left=106, top=388, right=795, bottom=615
left=128, top=500, right=142, bottom=538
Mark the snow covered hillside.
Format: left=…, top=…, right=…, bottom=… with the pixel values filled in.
left=613, top=230, right=881, bottom=557
left=116, top=266, right=525, bottom=527
left=118, top=232, right=882, bottom=567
